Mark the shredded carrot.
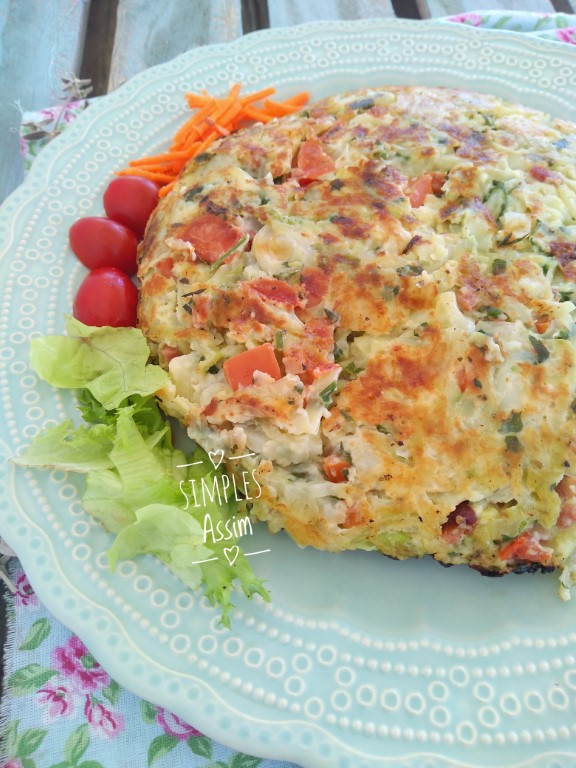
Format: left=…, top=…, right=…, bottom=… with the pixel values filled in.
left=117, top=82, right=309, bottom=193
left=239, top=86, right=276, bottom=105
left=242, top=105, right=275, bottom=123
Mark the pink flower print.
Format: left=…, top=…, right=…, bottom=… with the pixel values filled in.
left=156, top=707, right=202, bottom=740
left=84, top=695, right=125, bottom=738
left=38, top=106, right=62, bottom=122
left=52, top=636, right=110, bottom=693
left=556, top=27, right=576, bottom=44
left=63, top=100, right=87, bottom=123
left=37, top=684, right=76, bottom=718
left=13, top=572, right=38, bottom=607
left=448, top=13, right=483, bottom=27
left=5, top=760, right=23, bottom=768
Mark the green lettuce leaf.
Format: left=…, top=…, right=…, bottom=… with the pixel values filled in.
left=108, top=504, right=211, bottom=591
left=82, top=469, right=136, bottom=534
left=13, top=421, right=115, bottom=472
left=17, top=319, right=269, bottom=626
left=30, top=317, right=167, bottom=409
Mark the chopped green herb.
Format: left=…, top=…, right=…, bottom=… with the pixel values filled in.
left=497, top=220, right=537, bottom=248
left=275, top=330, right=284, bottom=350
left=505, top=435, right=522, bottom=453
left=473, top=378, right=482, bottom=389
left=194, top=152, right=213, bottom=163
left=340, top=446, right=353, bottom=464
left=207, top=364, right=220, bottom=374
left=376, top=424, right=390, bottom=434
left=560, top=290, right=573, bottom=302
left=210, top=234, right=249, bottom=271
left=555, top=329, right=570, bottom=340
left=396, top=264, right=423, bottom=277
left=480, top=305, right=503, bottom=319
left=344, top=362, right=363, bottom=378
left=182, top=288, right=206, bottom=298
left=491, top=258, right=507, bottom=275
left=382, top=285, right=399, bottom=299
left=319, top=381, right=338, bottom=407
left=333, top=346, right=345, bottom=363
left=324, top=308, right=340, bottom=324
left=348, top=97, right=375, bottom=111
left=184, top=185, right=204, bottom=201
left=499, top=411, right=523, bottom=434
left=483, top=181, right=507, bottom=221
left=529, top=335, right=550, bottom=364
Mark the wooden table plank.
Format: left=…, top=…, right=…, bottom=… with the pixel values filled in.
left=267, top=0, right=395, bottom=27
left=0, top=0, right=91, bottom=203
left=417, top=0, right=556, bottom=18
left=79, top=0, right=119, bottom=97
left=107, top=0, right=243, bottom=92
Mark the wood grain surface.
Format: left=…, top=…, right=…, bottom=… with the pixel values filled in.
left=107, top=0, right=243, bottom=92
left=267, top=0, right=395, bottom=26
left=0, top=0, right=90, bottom=202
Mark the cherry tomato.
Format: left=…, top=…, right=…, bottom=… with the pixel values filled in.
left=69, top=217, right=138, bottom=275
left=103, top=176, right=160, bottom=240
left=73, top=267, right=138, bottom=327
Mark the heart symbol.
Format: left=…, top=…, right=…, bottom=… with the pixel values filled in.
left=208, top=449, right=225, bottom=469
left=223, top=545, right=239, bottom=566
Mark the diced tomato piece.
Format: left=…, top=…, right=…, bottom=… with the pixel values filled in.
left=455, top=366, right=467, bottom=394
left=498, top=530, right=553, bottom=564
left=407, top=172, right=445, bottom=208
left=341, top=505, right=363, bottom=528
left=295, top=139, right=335, bottom=181
left=249, top=277, right=300, bottom=308
left=529, top=165, right=560, bottom=184
left=300, top=266, right=330, bottom=308
left=180, top=212, right=244, bottom=265
left=160, top=345, right=181, bottom=364
left=223, top=343, right=281, bottom=390
left=323, top=454, right=352, bottom=483
left=534, top=317, right=551, bottom=334
left=557, top=476, right=576, bottom=529
left=441, top=502, right=477, bottom=544
left=429, top=172, right=446, bottom=196
left=155, top=257, right=174, bottom=278
left=283, top=317, right=335, bottom=384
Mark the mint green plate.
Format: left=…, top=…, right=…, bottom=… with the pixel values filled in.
left=2, top=18, right=576, bottom=768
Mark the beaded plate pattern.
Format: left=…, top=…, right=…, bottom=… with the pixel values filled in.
left=2, top=18, right=576, bottom=768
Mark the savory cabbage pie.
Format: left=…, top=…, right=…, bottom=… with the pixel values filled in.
left=137, top=86, right=576, bottom=594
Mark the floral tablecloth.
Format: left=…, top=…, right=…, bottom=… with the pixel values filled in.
left=2, top=11, right=576, bottom=768
left=3, top=560, right=287, bottom=768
